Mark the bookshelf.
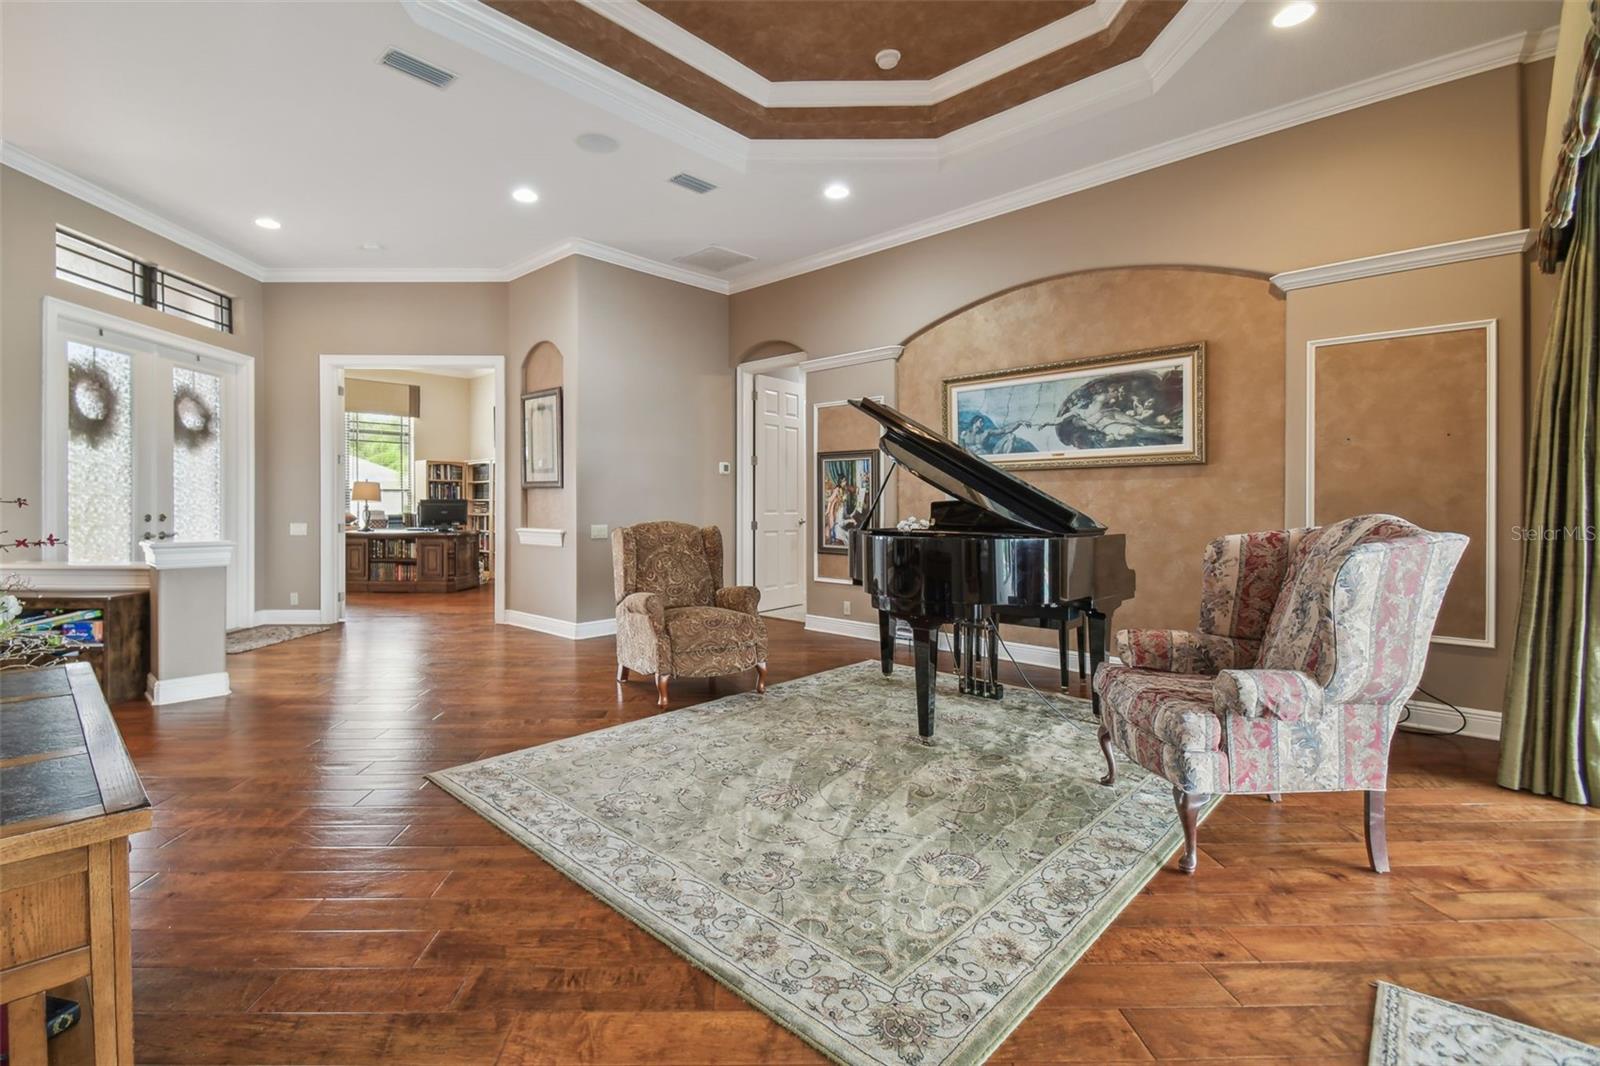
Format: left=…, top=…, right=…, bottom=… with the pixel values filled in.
left=346, top=531, right=478, bottom=593
left=469, top=459, right=494, bottom=582
left=416, top=459, right=467, bottom=502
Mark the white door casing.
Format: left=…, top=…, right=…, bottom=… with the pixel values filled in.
left=752, top=372, right=805, bottom=610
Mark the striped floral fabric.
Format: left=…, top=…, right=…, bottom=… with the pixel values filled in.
left=1096, top=515, right=1467, bottom=795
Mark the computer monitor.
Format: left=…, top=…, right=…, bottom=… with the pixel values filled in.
left=416, top=499, right=468, bottom=529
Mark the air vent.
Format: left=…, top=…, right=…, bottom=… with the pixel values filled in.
left=668, top=172, right=717, bottom=194
left=674, top=245, right=756, bottom=272
left=380, top=49, right=456, bottom=89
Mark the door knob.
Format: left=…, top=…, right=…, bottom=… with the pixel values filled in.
left=156, top=531, right=173, bottom=540
left=142, top=532, right=154, bottom=541
left=144, top=514, right=152, bottom=523
left=159, top=513, right=168, bottom=522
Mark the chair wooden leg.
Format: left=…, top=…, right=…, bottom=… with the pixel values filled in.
left=1098, top=723, right=1116, bottom=786
left=1365, top=789, right=1390, bottom=874
left=655, top=673, right=670, bottom=708
left=616, top=664, right=629, bottom=683
left=755, top=662, right=767, bottom=694
left=1173, top=786, right=1206, bottom=875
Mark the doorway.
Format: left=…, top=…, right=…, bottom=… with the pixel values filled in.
left=41, top=298, right=255, bottom=630
left=318, top=355, right=507, bottom=626
left=739, top=361, right=806, bottom=616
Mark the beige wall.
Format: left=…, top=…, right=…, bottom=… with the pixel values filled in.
left=572, top=257, right=733, bottom=621
left=729, top=63, right=1555, bottom=714
left=468, top=371, right=496, bottom=460
left=258, top=282, right=507, bottom=610
left=1, top=167, right=264, bottom=546
left=345, top=369, right=475, bottom=465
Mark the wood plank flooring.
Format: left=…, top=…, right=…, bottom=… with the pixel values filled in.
left=117, top=587, right=1600, bottom=1064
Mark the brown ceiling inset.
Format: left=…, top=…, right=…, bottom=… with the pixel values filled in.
left=639, top=1, right=1093, bottom=82
left=488, top=0, right=1184, bottom=139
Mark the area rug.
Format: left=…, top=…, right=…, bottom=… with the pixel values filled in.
left=429, top=661, right=1209, bottom=1066
left=224, top=624, right=332, bottom=654
left=1369, top=981, right=1600, bottom=1066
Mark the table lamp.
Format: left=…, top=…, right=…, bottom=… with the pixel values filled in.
left=352, top=481, right=382, bottom=531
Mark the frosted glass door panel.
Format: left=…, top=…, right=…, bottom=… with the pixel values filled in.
left=66, top=342, right=136, bottom=563
left=171, top=365, right=224, bottom=542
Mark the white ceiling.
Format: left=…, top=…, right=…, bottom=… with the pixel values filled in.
left=1, top=0, right=1558, bottom=293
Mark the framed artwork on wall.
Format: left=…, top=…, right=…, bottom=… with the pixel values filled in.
left=521, top=387, right=563, bottom=487
left=943, top=342, right=1206, bottom=469
left=816, top=450, right=877, bottom=555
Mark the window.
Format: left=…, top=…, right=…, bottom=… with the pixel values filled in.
left=344, top=411, right=414, bottom=520
left=54, top=228, right=233, bottom=333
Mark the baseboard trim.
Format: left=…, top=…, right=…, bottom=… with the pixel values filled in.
left=146, top=671, right=231, bottom=705
left=802, top=612, right=1110, bottom=674
left=503, top=609, right=617, bottom=640
left=1399, top=699, right=1502, bottom=741
left=252, top=609, right=328, bottom=626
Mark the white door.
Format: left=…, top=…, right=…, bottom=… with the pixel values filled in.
left=752, top=373, right=804, bottom=610
left=61, top=326, right=242, bottom=622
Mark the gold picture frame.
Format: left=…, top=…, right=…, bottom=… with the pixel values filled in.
left=943, top=342, right=1206, bottom=470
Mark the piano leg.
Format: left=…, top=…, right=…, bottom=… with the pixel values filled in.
left=1056, top=621, right=1071, bottom=690
left=877, top=612, right=895, bottom=676
left=1077, top=620, right=1090, bottom=688
left=911, top=623, right=938, bottom=738
left=1087, top=609, right=1109, bottom=717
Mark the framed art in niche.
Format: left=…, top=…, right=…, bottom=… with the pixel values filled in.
left=521, top=387, right=562, bottom=488
left=943, top=342, right=1206, bottom=469
left=816, top=449, right=877, bottom=555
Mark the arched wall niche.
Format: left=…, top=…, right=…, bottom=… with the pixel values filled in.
left=521, top=341, right=567, bottom=529
left=894, top=264, right=1287, bottom=642
left=736, top=339, right=804, bottom=367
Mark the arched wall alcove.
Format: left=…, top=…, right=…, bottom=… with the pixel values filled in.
left=520, top=340, right=569, bottom=532
left=894, top=264, right=1287, bottom=640
left=735, top=339, right=804, bottom=368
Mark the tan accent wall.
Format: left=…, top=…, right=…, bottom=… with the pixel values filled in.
left=897, top=268, right=1285, bottom=642
left=1311, top=328, right=1490, bottom=643
left=0, top=166, right=264, bottom=547
left=258, top=282, right=508, bottom=610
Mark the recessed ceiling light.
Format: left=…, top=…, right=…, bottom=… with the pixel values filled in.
left=254, top=216, right=281, bottom=230
left=875, top=48, right=901, bottom=71
left=823, top=182, right=851, bottom=201
left=360, top=241, right=384, bottom=252
left=575, top=132, right=620, bottom=154
left=1271, top=2, right=1315, bottom=28
left=511, top=186, right=539, bottom=204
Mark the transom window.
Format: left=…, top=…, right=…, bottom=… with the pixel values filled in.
left=54, top=228, right=234, bottom=334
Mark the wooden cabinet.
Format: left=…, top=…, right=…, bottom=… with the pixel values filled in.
left=345, top=531, right=478, bottom=593
left=1, top=664, right=150, bottom=1065
left=13, top=591, right=149, bottom=704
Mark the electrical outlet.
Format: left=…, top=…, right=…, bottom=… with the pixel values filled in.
left=590, top=524, right=609, bottom=540
left=288, top=522, right=308, bottom=537
left=842, top=600, right=852, bottom=616
left=717, top=461, right=731, bottom=475
left=289, top=592, right=299, bottom=606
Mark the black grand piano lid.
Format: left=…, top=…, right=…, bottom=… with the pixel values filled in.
left=848, top=397, right=1104, bottom=534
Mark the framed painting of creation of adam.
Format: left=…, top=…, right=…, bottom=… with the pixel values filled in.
left=943, top=342, right=1206, bottom=469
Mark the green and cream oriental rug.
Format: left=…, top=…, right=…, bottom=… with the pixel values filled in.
left=430, top=661, right=1208, bottom=1066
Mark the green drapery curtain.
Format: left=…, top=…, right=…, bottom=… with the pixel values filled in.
left=1499, top=17, right=1599, bottom=805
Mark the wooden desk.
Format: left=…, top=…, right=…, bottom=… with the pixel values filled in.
left=345, top=530, right=479, bottom=593
left=1, top=663, right=150, bottom=1066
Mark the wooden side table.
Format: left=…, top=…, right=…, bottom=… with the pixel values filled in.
left=1, top=663, right=151, bottom=1065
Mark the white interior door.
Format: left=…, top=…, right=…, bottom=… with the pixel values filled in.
left=752, top=372, right=804, bottom=610
left=61, top=323, right=244, bottom=623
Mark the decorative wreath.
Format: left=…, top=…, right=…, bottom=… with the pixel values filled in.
left=67, top=362, right=118, bottom=447
left=173, top=382, right=217, bottom=450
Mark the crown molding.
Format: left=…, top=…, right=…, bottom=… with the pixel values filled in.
left=2, top=144, right=268, bottom=282
left=259, top=265, right=509, bottom=283
left=727, top=26, right=1557, bottom=292
left=1525, top=23, right=1561, bottom=61
left=560, top=238, right=731, bottom=293
left=798, top=345, right=903, bottom=373
left=1270, top=229, right=1531, bottom=291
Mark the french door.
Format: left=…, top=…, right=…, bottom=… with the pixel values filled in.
left=55, top=317, right=246, bottom=623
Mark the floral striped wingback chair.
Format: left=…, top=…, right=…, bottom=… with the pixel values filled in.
left=1093, top=515, right=1467, bottom=875
left=612, top=522, right=768, bottom=708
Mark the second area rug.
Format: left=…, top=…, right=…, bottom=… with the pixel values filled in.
left=430, top=660, right=1207, bottom=1066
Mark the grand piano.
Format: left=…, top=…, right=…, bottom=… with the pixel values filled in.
left=846, top=397, right=1135, bottom=737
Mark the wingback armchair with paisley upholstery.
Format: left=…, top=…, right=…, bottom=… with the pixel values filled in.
left=611, top=522, right=768, bottom=708
left=1093, top=514, right=1467, bottom=876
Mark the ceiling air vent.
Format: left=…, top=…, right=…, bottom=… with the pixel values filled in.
left=674, top=245, right=757, bottom=273
left=668, top=172, right=718, bottom=194
left=380, top=49, right=456, bottom=89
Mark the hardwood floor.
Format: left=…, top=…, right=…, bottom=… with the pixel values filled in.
left=119, top=587, right=1599, bottom=1064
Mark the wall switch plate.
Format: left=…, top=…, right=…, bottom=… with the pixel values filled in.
left=590, top=524, right=609, bottom=540
left=289, top=592, right=300, bottom=606
left=289, top=522, right=308, bottom=536
left=717, top=461, right=731, bottom=475
left=842, top=601, right=852, bottom=616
